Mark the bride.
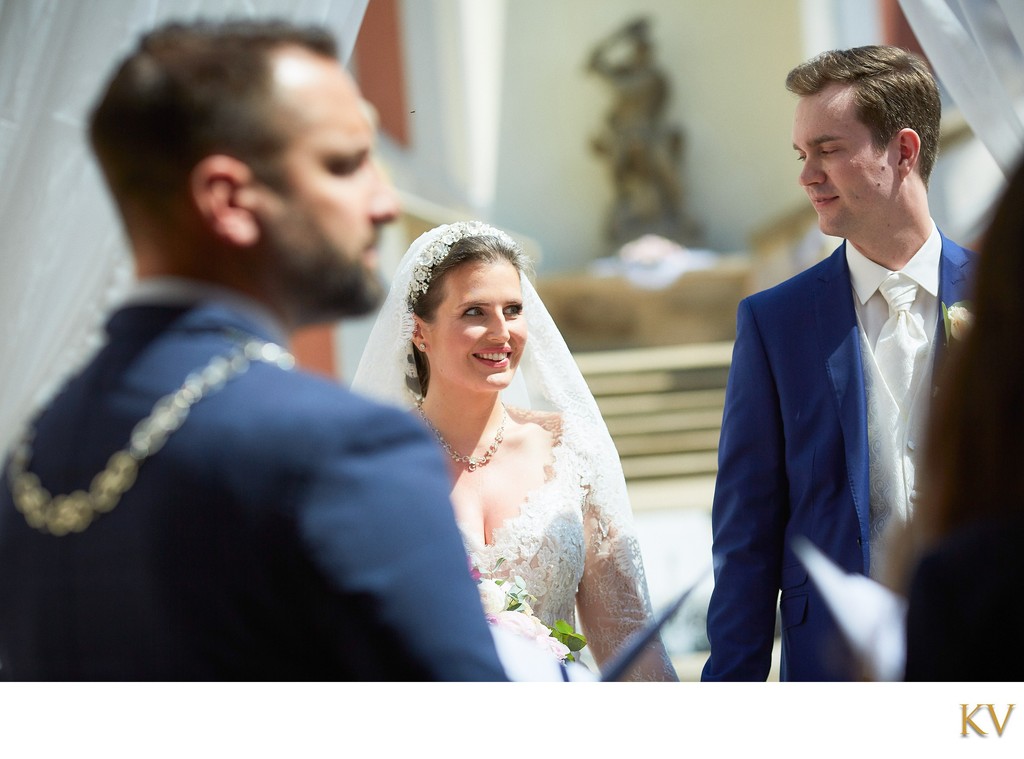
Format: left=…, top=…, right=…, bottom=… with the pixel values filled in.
left=352, top=221, right=677, bottom=681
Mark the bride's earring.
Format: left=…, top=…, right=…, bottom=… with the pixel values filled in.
left=418, top=343, right=426, bottom=351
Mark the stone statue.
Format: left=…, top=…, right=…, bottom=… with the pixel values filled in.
left=588, top=18, right=697, bottom=248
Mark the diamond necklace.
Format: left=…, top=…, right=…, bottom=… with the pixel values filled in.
left=7, top=333, right=295, bottom=536
left=415, top=401, right=507, bottom=472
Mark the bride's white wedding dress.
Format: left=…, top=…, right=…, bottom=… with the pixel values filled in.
left=351, top=221, right=677, bottom=681
left=463, top=412, right=672, bottom=679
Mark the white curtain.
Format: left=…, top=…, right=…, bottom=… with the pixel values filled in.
left=898, top=0, right=1024, bottom=177
left=0, top=0, right=368, bottom=455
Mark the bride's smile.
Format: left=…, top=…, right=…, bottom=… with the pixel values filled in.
left=474, top=350, right=511, bottom=366
left=416, top=259, right=526, bottom=395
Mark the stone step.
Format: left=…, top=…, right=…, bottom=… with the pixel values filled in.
left=606, top=408, right=723, bottom=436
left=627, top=474, right=717, bottom=512
left=574, top=341, right=734, bottom=375
left=579, top=344, right=731, bottom=398
left=615, top=428, right=720, bottom=457
left=596, top=388, right=726, bottom=416
left=576, top=341, right=730, bottom=514
left=584, top=365, right=731, bottom=396
left=620, top=450, right=720, bottom=480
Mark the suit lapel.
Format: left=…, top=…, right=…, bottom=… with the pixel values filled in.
left=932, top=233, right=975, bottom=376
left=815, top=245, right=871, bottom=572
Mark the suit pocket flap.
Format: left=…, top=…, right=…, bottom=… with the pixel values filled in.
left=781, top=562, right=808, bottom=589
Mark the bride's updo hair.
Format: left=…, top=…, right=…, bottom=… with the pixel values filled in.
left=411, top=233, right=531, bottom=396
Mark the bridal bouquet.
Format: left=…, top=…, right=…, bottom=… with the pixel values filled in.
left=473, top=558, right=587, bottom=663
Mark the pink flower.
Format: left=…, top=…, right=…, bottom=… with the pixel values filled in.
left=535, top=634, right=571, bottom=661
left=492, top=610, right=549, bottom=640
left=491, top=611, right=568, bottom=661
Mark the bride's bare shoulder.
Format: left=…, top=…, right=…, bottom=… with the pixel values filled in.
left=506, top=406, right=561, bottom=428
left=505, top=407, right=563, bottom=442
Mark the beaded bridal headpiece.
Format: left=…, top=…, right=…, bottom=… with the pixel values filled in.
left=399, top=220, right=521, bottom=342
left=406, top=221, right=520, bottom=310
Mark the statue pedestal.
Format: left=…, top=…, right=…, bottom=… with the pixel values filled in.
left=536, top=257, right=751, bottom=351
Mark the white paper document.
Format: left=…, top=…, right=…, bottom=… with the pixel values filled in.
left=792, top=537, right=908, bottom=681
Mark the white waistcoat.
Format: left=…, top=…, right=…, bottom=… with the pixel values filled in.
left=858, top=326, right=934, bottom=579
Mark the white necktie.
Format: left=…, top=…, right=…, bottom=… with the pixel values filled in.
left=875, top=272, right=928, bottom=412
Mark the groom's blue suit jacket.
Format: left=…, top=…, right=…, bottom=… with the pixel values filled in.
left=702, top=233, right=976, bottom=681
left=0, top=302, right=506, bottom=681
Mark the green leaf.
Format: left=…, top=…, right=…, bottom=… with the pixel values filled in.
left=565, top=635, right=587, bottom=652
left=548, top=618, right=587, bottom=653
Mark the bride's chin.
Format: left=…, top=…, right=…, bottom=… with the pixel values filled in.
left=484, top=371, right=516, bottom=390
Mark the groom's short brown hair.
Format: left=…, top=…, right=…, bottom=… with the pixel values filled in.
left=786, top=45, right=942, bottom=186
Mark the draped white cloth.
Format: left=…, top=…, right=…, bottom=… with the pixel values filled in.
left=0, top=0, right=368, bottom=456
left=898, top=0, right=1024, bottom=176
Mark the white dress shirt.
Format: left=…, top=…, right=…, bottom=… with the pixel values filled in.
left=846, top=221, right=942, bottom=350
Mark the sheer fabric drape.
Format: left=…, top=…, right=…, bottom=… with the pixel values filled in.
left=0, top=0, right=367, bottom=456
left=898, top=0, right=1024, bottom=176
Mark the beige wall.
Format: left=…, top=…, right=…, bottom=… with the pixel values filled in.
left=494, top=1, right=808, bottom=272
left=389, top=0, right=809, bottom=275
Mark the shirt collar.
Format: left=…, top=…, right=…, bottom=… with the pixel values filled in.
left=120, top=276, right=289, bottom=345
left=846, top=221, right=941, bottom=305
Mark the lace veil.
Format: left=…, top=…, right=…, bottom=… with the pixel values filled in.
left=351, top=221, right=653, bottom=599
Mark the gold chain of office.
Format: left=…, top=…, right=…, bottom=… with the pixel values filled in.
left=6, top=334, right=295, bottom=537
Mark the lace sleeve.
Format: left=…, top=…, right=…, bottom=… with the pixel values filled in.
left=571, top=431, right=678, bottom=681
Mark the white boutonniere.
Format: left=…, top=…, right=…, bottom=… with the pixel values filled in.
left=942, top=301, right=973, bottom=344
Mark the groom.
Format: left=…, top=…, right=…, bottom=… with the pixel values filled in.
left=702, top=45, right=977, bottom=680
left=0, top=20, right=506, bottom=680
